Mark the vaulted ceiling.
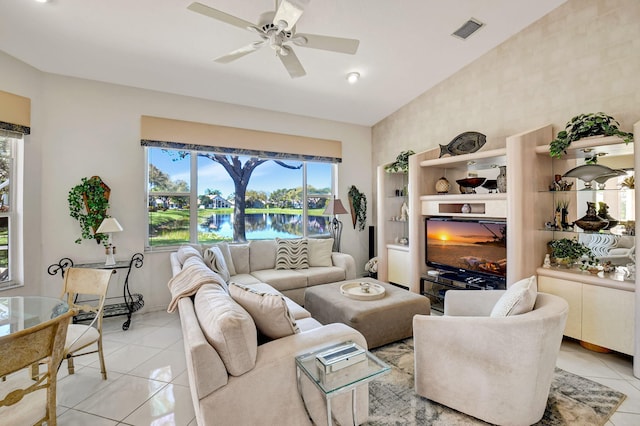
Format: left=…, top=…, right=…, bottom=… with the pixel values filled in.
left=1, top=0, right=566, bottom=126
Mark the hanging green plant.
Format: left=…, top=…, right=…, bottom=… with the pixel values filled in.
left=347, top=185, right=367, bottom=231
left=68, top=176, right=111, bottom=245
left=384, top=150, right=415, bottom=173
left=549, top=112, right=634, bottom=159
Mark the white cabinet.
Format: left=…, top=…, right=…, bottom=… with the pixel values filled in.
left=538, top=269, right=634, bottom=355
left=583, top=284, right=635, bottom=355
left=387, top=244, right=410, bottom=287
left=537, top=275, right=582, bottom=339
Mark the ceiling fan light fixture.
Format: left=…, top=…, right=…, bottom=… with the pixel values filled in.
left=347, top=72, right=360, bottom=84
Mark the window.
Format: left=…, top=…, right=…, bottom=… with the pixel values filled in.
left=0, top=133, right=16, bottom=287
left=146, top=147, right=336, bottom=248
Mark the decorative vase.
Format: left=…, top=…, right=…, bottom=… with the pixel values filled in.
left=496, top=166, right=507, bottom=193
left=597, top=202, right=618, bottom=230
left=461, top=203, right=471, bottom=214
left=574, top=201, right=608, bottom=232
left=435, top=176, right=451, bottom=194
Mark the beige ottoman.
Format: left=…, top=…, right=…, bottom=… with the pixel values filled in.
left=304, top=278, right=430, bottom=348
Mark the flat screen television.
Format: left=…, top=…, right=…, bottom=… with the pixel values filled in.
left=425, top=217, right=507, bottom=288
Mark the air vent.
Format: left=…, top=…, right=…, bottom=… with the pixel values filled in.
left=452, top=18, right=484, bottom=40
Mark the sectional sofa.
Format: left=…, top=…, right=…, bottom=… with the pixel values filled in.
left=167, top=239, right=368, bottom=425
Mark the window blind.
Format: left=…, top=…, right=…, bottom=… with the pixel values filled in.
left=140, top=115, right=341, bottom=163
left=0, top=90, right=30, bottom=135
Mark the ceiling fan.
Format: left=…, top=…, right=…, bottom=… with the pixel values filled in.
left=187, top=1, right=360, bottom=78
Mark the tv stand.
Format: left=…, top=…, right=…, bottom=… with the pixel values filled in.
left=421, top=271, right=505, bottom=313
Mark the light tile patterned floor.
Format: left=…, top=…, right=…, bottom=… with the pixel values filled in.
left=52, top=310, right=640, bottom=425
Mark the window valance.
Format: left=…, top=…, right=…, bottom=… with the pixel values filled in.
left=140, top=115, right=342, bottom=163
left=0, top=90, right=31, bottom=135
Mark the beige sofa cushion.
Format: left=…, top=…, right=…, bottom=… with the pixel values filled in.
left=307, top=238, right=334, bottom=267
left=250, top=269, right=308, bottom=291
left=229, top=243, right=250, bottom=274
left=275, top=238, right=309, bottom=270
left=249, top=240, right=277, bottom=271
left=194, top=284, right=257, bottom=376
left=229, top=283, right=299, bottom=339
left=299, top=267, right=347, bottom=287
left=490, top=275, right=538, bottom=317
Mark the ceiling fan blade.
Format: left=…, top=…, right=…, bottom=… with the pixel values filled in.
left=273, top=0, right=311, bottom=31
left=214, top=42, right=264, bottom=64
left=278, top=46, right=306, bottom=78
left=293, top=33, right=359, bottom=54
left=188, top=2, right=255, bottom=31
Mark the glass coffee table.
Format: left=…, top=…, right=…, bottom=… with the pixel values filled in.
left=295, top=341, right=390, bottom=426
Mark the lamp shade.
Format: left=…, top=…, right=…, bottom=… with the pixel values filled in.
left=323, top=198, right=348, bottom=216
left=96, top=217, right=123, bottom=233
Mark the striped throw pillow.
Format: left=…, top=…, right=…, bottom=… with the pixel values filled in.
left=275, top=238, right=309, bottom=270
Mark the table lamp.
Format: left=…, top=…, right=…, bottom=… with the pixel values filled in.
left=323, top=197, right=348, bottom=252
left=96, top=217, right=123, bottom=266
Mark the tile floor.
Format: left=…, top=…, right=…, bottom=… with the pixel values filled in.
left=42, top=310, right=640, bottom=425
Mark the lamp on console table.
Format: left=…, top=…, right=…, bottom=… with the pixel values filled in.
left=323, top=197, right=348, bottom=252
left=96, top=217, right=123, bottom=266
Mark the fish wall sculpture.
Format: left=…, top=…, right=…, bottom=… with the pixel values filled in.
left=439, top=131, right=486, bottom=157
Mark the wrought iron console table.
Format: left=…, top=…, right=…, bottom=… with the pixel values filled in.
left=48, top=253, right=144, bottom=330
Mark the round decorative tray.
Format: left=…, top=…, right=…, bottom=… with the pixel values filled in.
left=340, top=281, right=386, bottom=301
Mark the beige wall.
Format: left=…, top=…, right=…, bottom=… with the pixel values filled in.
left=372, top=0, right=640, bottom=218
left=0, top=51, right=372, bottom=311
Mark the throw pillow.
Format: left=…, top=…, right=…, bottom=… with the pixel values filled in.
left=194, top=284, right=257, bottom=376
left=229, top=282, right=300, bottom=339
left=307, top=238, right=333, bottom=267
left=490, top=275, right=538, bottom=317
left=229, top=243, right=250, bottom=275
left=203, top=242, right=236, bottom=277
left=275, top=238, right=309, bottom=270
left=176, top=245, right=203, bottom=266
left=203, top=246, right=231, bottom=282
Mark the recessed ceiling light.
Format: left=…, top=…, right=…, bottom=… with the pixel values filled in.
left=35, top=0, right=49, bottom=3
left=346, top=72, right=360, bottom=84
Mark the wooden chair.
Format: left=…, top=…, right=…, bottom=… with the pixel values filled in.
left=0, top=310, right=74, bottom=426
left=61, top=267, right=114, bottom=380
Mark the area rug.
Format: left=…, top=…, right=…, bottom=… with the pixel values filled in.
left=366, top=339, right=626, bottom=425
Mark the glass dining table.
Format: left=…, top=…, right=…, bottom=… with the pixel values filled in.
left=0, top=296, right=69, bottom=338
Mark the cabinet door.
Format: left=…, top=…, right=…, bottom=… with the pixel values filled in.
left=387, top=248, right=410, bottom=287
left=582, top=285, right=635, bottom=355
left=538, top=276, right=582, bottom=340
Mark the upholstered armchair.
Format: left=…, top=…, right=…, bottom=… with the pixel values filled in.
left=413, top=289, right=569, bottom=426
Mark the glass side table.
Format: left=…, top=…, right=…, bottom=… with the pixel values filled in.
left=295, top=341, right=390, bottom=426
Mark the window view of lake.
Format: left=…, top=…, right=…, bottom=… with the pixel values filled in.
left=200, top=213, right=330, bottom=240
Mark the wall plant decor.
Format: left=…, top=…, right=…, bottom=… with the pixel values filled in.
left=549, top=112, right=634, bottom=160
left=348, top=185, right=367, bottom=231
left=68, top=176, right=111, bottom=244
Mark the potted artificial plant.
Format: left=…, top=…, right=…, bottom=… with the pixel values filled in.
left=68, top=176, right=111, bottom=244
left=548, top=237, right=592, bottom=267
left=384, top=150, right=415, bottom=173
left=549, top=112, right=634, bottom=160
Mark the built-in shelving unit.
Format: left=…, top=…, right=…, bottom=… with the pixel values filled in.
left=407, top=125, right=553, bottom=294
left=376, top=165, right=410, bottom=286
left=531, top=126, right=638, bottom=356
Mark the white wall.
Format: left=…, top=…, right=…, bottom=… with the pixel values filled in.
left=0, top=51, right=372, bottom=311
